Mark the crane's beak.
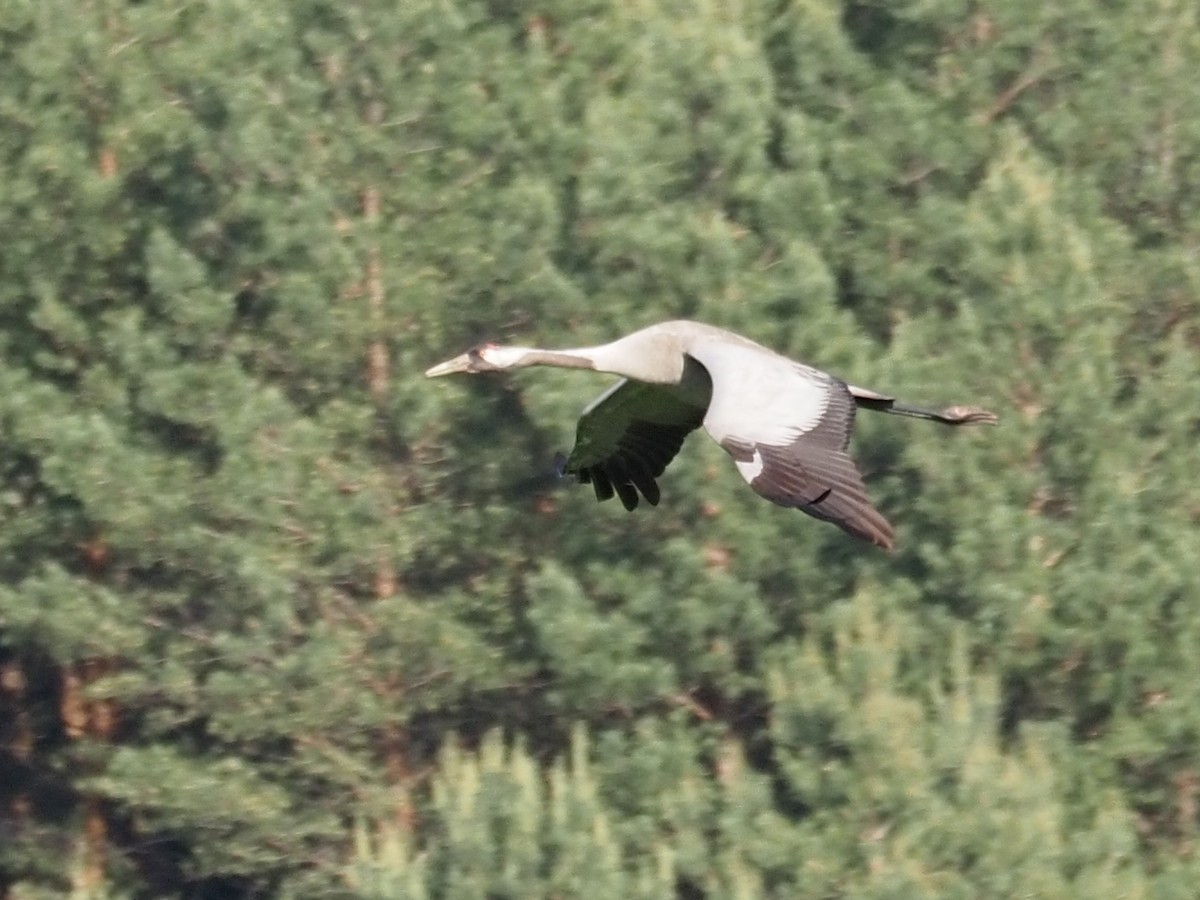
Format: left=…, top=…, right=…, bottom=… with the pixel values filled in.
left=424, top=353, right=473, bottom=378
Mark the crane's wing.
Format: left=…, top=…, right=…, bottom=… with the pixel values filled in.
left=562, top=379, right=706, bottom=511
left=687, top=342, right=895, bottom=550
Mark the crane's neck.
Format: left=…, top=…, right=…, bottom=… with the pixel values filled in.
left=496, top=334, right=690, bottom=385
left=573, top=337, right=687, bottom=385
left=492, top=347, right=596, bottom=370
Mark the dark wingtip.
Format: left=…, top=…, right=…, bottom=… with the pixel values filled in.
left=641, top=481, right=661, bottom=506
left=614, top=481, right=640, bottom=511
left=591, top=468, right=615, bottom=502
left=572, top=461, right=662, bottom=511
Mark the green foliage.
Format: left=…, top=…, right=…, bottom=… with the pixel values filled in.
left=347, top=728, right=679, bottom=900
left=2, top=0, right=1199, bottom=897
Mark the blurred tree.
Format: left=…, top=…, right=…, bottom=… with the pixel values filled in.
left=1, top=0, right=1199, bottom=896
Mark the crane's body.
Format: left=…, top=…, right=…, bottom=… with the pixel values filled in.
left=426, top=320, right=997, bottom=550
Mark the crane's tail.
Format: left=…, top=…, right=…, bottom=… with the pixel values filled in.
left=847, top=385, right=998, bottom=425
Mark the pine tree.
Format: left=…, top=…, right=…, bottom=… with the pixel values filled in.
left=3, top=0, right=1200, bottom=896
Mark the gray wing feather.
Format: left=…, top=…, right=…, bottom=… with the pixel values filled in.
left=687, top=341, right=894, bottom=549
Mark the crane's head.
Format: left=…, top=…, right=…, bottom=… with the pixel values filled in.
left=424, top=342, right=532, bottom=377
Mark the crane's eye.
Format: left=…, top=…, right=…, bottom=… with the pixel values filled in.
left=464, top=342, right=502, bottom=371
left=469, top=342, right=499, bottom=362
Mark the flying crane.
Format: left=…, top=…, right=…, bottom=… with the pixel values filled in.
left=426, top=320, right=997, bottom=549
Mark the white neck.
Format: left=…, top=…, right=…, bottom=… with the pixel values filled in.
left=569, top=335, right=686, bottom=384
left=483, top=346, right=538, bottom=367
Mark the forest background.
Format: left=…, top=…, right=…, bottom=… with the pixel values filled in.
left=2, top=0, right=1200, bottom=897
